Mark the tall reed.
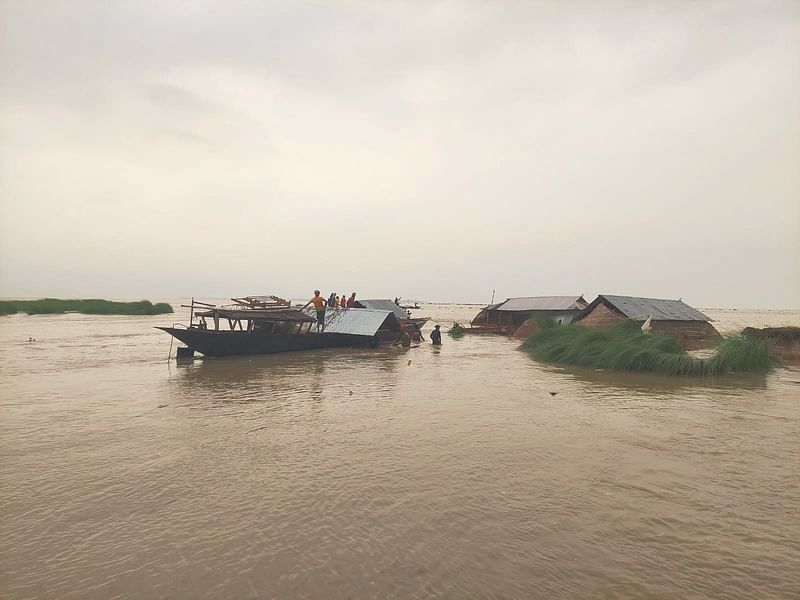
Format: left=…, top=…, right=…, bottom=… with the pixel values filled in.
left=520, top=322, right=778, bottom=376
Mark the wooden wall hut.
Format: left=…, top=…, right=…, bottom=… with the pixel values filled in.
left=743, top=327, right=800, bottom=363
left=471, top=296, right=587, bottom=336
left=574, top=294, right=720, bottom=348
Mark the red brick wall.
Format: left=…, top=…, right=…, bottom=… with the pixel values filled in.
left=651, top=320, right=721, bottom=348
left=578, top=303, right=625, bottom=328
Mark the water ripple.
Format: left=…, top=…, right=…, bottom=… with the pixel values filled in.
left=1, top=308, right=799, bottom=598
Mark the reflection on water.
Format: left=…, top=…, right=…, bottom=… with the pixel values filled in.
left=560, top=363, right=770, bottom=393
left=1, top=306, right=799, bottom=599
left=171, top=347, right=406, bottom=405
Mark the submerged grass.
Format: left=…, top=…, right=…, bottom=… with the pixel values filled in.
left=520, top=321, right=778, bottom=376
left=448, top=322, right=467, bottom=337
left=0, top=299, right=174, bottom=316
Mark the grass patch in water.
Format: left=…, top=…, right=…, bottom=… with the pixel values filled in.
left=520, top=321, right=778, bottom=376
left=448, top=322, right=467, bottom=337
left=0, top=299, right=174, bottom=316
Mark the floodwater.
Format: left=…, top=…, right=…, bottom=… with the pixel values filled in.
left=1, top=304, right=798, bottom=599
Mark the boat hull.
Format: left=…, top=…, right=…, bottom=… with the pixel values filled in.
left=158, top=327, right=374, bottom=357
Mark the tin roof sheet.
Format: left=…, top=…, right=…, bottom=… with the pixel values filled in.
left=305, top=307, right=396, bottom=336
left=496, top=296, right=587, bottom=312
left=598, top=295, right=711, bottom=322
left=354, top=299, right=410, bottom=319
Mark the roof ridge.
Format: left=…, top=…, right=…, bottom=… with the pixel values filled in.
left=601, top=293, right=685, bottom=301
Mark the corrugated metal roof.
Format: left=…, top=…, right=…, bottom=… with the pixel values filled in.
left=304, top=307, right=396, bottom=336
left=600, top=295, right=711, bottom=322
left=496, top=296, right=587, bottom=312
left=354, top=299, right=410, bottom=319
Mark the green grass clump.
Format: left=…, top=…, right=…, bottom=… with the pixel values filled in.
left=448, top=322, right=466, bottom=337
left=0, top=299, right=174, bottom=316
left=520, top=322, right=778, bottom=376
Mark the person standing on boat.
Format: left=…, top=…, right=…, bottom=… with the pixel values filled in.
left=340, top=293, right=348, bottom=309
left=327, top=292, right=336, bottom=310
left=303, top=291, right=328, bottom=332
left=347, top=292, right=356, bottom=308
left=430, top=324, right=442, bottom=345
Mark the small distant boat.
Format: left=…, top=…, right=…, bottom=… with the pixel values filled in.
left=393, top=297, right=421, bottom=310
left=158, top=295, right=403, bottom=358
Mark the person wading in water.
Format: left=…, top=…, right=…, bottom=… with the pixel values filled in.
left=430, top=324, right=442, bottom=346
left=399, top=322, right=411, bottom=347
left=303, top=290, right=328, bottom=332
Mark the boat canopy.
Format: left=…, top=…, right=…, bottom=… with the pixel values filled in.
left=195, top=308, right=315, bottom=323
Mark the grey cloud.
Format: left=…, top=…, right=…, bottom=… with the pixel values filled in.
left=0, top=1, right=798, bottom=307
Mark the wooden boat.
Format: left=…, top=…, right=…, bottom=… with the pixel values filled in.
left=159, top=295, right=402, bottom=358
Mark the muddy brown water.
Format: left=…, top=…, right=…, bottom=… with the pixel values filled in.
left=1, top=304, right=798, bottom=599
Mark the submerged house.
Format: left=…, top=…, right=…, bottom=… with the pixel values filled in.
left=353, top=298, right=412, bottom=320
left=353, top=298, right=430, bottom=333
left=471, top=296, right=588, bottom=336
left=574, top=294, right=720, bottom=348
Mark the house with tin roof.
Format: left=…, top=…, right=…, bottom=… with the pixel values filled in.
left=471, top=295, right=588, bottom=336
left=575, top=294, right=720, bottom=348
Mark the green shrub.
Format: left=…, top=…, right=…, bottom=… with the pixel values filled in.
left=0, top=299, right=174, bottom=316
left=153, top=302, right=174, bottom=314
left=448, top=322, right=466, bottom=337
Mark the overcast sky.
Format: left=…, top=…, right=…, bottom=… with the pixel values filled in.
left=1, top=1, right=798, bottom=308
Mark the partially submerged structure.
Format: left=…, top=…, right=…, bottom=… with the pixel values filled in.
left=743, top=326, right=800, bottom=363
left=354, top=298, right=413, bottom=320
left=158, top=295, right=402, bottom=358
left=471, top=296, right=588, bottom=336
left=574, top=294, right=720, bottom=348
left=353, top=299, right=430, bottom=331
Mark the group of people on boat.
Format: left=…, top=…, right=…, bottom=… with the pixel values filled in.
left=302, top=290, right=357, bottom=332
left=301, top=290, right=442, bottom=345
left=327, top=291, right=357, bottom=310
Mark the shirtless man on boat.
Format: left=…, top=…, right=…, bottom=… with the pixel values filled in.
left=302, top=290, right=328, bottom=332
